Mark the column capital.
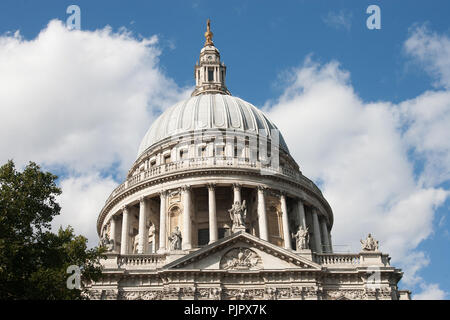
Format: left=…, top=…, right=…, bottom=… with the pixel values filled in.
left=257, top=185, right=267, bottom=192
left=279, top=191, right=287, bottom=198
left=159, top=190, right=169, bottom=198
left=139, top=196, right=146, bottom=204
left=232, top=183, right=241, bottom=190
left=207, top=183, right=216, bottom=191
left=121, top=205, right=128, bottom=213
left=181, top=185, right=191, bottom=192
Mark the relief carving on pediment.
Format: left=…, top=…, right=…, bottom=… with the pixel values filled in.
left=219, top=248, right=262, bottom=270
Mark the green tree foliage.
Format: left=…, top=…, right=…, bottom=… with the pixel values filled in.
left=0, top=160, right=105, bottom=299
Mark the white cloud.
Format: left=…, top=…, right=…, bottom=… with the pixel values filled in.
left=404, top=24, right=450, bottom=89
left=265, top=56, right=449, bottom=292
left=52, top=174, right=117, bottom=246
left=0, top=20, right=191, bottom=246
left=414, top=283, right=447, bottom=300
left=322, top=10, right=352, bottom=31
left=397, top=90, right=450, bottom=186
left=0, top=20, right=190, bottom=176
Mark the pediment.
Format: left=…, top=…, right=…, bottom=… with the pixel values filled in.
left=163, top=232, right=321, bottom=271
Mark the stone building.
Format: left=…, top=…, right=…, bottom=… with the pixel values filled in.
left=88, top=20, right=411, bottom=300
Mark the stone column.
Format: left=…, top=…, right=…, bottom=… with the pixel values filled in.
left=182, top=185, right=192, bottom=250
left=280, top=193, right=292, bottom=250
left=328, top=232, right=333, bottom=253
left=312, top=209, right=323, bottom=254
left=120, top=206, right=129, bottom=255
left=297, top=199, right=307, bottom=229
left=137, top=197, right=147, bottom=254
left=257, top=186, right=268, bottom=241
left=208, top=184, right=218, bottom=244
left=158, top=191, right=168, bottom=252
left=110, top=215, right=117, bottom=252
left=320, top=217, right=331, bottom=253
left=233, top=183, right=241, bottom=203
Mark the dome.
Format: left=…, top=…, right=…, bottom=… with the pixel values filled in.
left=137, top=93, right=290, bottom=158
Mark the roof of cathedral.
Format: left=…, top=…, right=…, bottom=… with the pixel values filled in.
left=137, top=20, right=290, bottom=158
left=137, top=94, right=290, bottom=158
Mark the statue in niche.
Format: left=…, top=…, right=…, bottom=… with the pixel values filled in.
left=228, top=200, right=247, bottom=231
left=292, top=225, right=309, bottom=250
left=100, top=232, right=114, bottom=252
left=132, top=234, right=139, bottom=254
left=360, top=233, right=379, bottom=251
left=168, top=226, right=182, bottom=250
left=147, top=224, right=156, bottom=253
left=148, top=224, right=155, bottom=239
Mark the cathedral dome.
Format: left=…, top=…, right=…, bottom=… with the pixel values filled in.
left=137, top=94, right=290, bottom=158
left=90, top=20, right=409, bottom=301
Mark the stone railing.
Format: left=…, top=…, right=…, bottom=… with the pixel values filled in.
left=315, top=253, right=361, bottom=266
left=117, top=254, right=167, bottom=270
left=315, top=252, right=392, bottom=267
left=105, top=157, right=308, bottom=204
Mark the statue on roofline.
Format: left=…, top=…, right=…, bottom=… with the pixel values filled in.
left=360, top=233, right=379, bottom=251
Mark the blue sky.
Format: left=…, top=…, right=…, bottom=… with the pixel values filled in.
left=0, top=0, right=449, bottom=299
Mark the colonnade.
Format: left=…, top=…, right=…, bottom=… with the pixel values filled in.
left=107, top=184, right=332, bottom=255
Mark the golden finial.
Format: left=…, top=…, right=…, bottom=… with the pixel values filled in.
left=204, top=18, right=214, bottom=46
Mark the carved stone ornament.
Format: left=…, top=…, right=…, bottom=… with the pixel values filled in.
left=360, top=233, right=379, bottom=251
left=219, top=247, right=262, bottom=270
left=119, top=290, right=161, bottom=300
left=292, top=225, right=309, bottom=250
left=197, top=287, right=222, bottom=300
left=325, top=290, right=367, bottom=300
left=228, top=200, right=247, bottom=232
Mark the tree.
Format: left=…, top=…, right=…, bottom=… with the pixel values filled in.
left=0, top=160, right=105, bottom=299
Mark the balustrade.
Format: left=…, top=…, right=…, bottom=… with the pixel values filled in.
left=104, top=156, right=304, bottom=205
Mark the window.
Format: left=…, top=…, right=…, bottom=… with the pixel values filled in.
left=216, top=145, right=225, bottom=156
left=200, top=146, right=207, bottom=157
left=218, top=228, right=230, bottom=239
left=208, top=67, right=214, bottom=82
left=180, top=149, right=188, bottom=160
left=164, top=154, right=171, bottom=164
left=198, top=229, right=209, bottom=246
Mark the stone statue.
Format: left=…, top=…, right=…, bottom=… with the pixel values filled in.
left=228, top=200, right=247, bottom=231
left=168, top=226, right=182, bottom=250
left=100, top=233, right=114, bottom=252
left=292, top=225, right=309, bottom=250
left=360, top=233, right=379, bottom=251
left=132, top=234, right=139, bottom=254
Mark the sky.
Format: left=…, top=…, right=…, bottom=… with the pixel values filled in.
left=0, top=0, right=449, bottom=299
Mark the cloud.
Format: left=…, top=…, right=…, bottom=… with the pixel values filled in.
left=265, top=56, right=449, bottom=294
left=322, top=10, right=352, bottom=31
left=414, top=283, right=447, bottom=300
left=52, top=174, right=117, bottom=246
left=404, top=24, right=450, bottom=89
left=0, top=20, right=191, bottom=246
left=0, top=20, right=190, bottom=177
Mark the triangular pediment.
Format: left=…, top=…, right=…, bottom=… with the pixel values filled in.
left=163, top=232, right=321, bottom=271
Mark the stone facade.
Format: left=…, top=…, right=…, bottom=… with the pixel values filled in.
left=87, top=21, right=411, bottom=300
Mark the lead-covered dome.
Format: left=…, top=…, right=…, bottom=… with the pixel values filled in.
left=137, top=94, right=289, bottom=158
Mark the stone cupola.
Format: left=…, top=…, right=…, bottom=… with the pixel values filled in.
left=191, top=19, right=231, bottom=96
